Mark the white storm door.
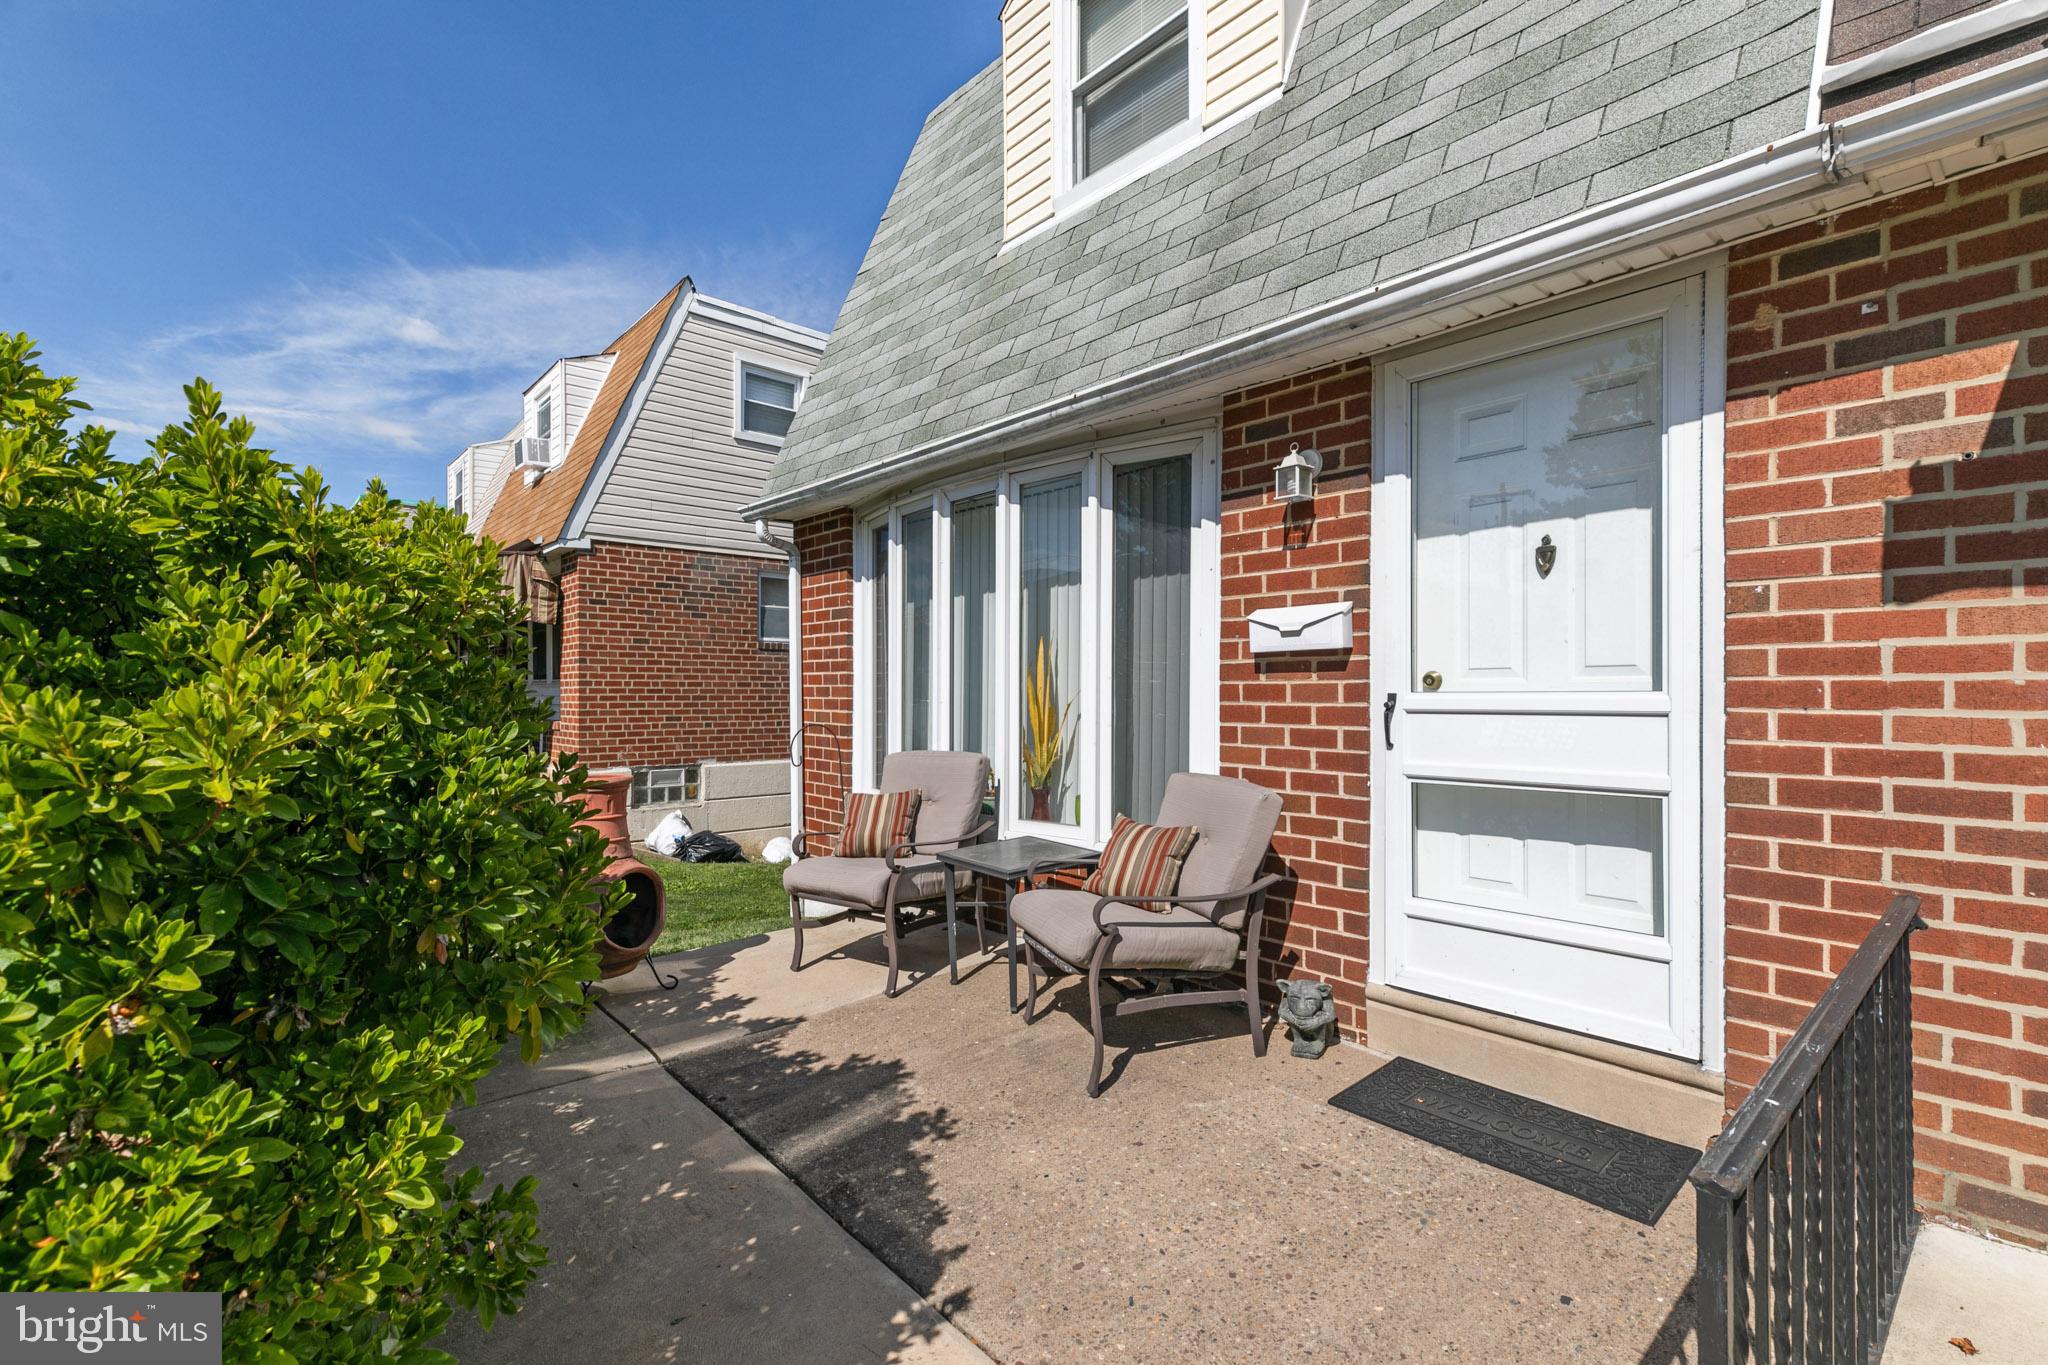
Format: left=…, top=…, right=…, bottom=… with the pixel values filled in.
left=1373, top=282, right=1704, bottom=1060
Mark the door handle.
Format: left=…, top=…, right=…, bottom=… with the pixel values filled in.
left=1383, top=692, right=1397, bottom=750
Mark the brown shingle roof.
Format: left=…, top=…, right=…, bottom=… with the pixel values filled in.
left=481, top=279, right=690, bottom=549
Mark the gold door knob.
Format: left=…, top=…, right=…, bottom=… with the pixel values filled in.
left=1421, top=670, right=1443, bottom=691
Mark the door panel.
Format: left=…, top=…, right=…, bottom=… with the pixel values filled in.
left=1412, top=783, right=1663, bottom=938
left=1414, top=320, right=1662, bottom=695
left=1376, top=288, right=1703, bottom=1061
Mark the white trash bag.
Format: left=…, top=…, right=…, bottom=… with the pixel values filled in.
left=647, top=810, right=693, bottom=858
left=760, top=835, right=794, bottom=866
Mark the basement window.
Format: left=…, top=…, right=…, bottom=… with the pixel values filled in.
left=631, top=765, right=701, bottom=807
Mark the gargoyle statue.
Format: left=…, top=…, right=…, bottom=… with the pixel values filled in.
left=1275, top=978, right=1337, bottom=1059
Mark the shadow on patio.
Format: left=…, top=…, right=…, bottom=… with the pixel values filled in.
left=437, top=919, right=981, bottom=1363
left=632, top=920, right=1705, bottom=1363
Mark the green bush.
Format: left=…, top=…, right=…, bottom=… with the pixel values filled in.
left=0, top=334, right=607, bottom=1361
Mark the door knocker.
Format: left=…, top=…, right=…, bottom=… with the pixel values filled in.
left=1534, top=534, right=1556, bottom=579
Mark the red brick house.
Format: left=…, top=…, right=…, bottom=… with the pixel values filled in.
left=454, top=279, right=824, bottom=842
left=746, top=0, right=2048, bottom=1245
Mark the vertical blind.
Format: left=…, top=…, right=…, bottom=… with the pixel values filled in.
left=949, top=495, right=998, bottom=763
left=1112, top=457, right=1191, bottom=823
left=869, top=524, right=890, bottom=780
left=900, top=510, right=935, bottom=751
left=1019, top=475, right=1083, bottom=826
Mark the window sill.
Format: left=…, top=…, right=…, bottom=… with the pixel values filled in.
left=734, top=431, right=787, bottom=450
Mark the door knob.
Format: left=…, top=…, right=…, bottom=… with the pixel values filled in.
left=1421, top=670, right=1443, bottom=691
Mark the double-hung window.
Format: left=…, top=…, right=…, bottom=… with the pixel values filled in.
left=738, top=362, right=803, bottom=443
left=854, top=431, right=1217, bottom=844
left=1074, top=0, right=1191, bottom=182
left=535, top=394, right=553, bottom=460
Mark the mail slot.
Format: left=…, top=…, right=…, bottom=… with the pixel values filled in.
left=1247, top=601, right=1353, bottom=655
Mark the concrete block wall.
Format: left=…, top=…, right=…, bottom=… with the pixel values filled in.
left=625, top=758, right=792, bottom=852
left=1723, top=150, right=2048, bottom=1244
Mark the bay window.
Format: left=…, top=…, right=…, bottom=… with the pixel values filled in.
left=854, top=429, right=1217, bottom=845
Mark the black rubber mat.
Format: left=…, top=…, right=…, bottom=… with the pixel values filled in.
left=1329, top=1057, right=1699, bottom=1225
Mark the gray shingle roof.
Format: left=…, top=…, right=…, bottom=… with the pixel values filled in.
left=765, top=0, right=1816, bottom=507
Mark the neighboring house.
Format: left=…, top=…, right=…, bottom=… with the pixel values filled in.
left=746, top=0, right=2048, bottom=1244
left=453, top=279, right=826, bottom=844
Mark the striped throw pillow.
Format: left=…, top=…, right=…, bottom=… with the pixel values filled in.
left=841, top=789, right=921, bottom=858
left=1085, top=814, right=1199, bottom=903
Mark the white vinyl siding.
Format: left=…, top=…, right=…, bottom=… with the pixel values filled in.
left=562, top=355, right=614, bottom=454
left=1002, top=0, right=1057, bottom=240
left=580, top=312, right=819, bottom=557
left=1201, top=0, right=1285, bottom=126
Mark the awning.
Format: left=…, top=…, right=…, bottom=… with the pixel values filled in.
left=499, top=550, right=560, bottom=625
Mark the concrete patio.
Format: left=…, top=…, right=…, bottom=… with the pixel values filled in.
left=441, top=919, right=2046, bottom=1363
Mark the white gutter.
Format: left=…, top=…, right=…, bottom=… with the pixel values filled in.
left=1818, top=0, right=2048, bottom=97
left=755, top=518, right=803, bottom=840
left=744, top=47, right=2048, bottom=521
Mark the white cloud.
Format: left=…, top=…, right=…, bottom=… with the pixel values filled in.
left=76, top=243, right=849, bottom=500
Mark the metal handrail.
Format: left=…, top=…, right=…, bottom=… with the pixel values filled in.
left=1691, top=891, right=1924, bottom=1365
left=1695, top=893, right=1924, bottom=1198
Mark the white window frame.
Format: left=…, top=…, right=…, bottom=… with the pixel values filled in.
left=850, top=421, right=1221, bottom=846
left=1052, top=0, right=1203, bottom=217
left=534, top=392, right=554, bottom=461
left=758, top=571, right=791, bottom=645
left=734, top=355, right=808, bottom=448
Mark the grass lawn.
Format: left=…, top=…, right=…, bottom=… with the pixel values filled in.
left=645, top=856, right=790, bottom=956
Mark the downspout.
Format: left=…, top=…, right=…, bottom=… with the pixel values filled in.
left=755, top=519, right=802, bottom=840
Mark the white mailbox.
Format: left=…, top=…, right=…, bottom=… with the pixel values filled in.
left=1247, top=601, right=1353, bottom=655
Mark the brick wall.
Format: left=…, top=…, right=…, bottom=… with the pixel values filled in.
left=1724, top=152, right=2048, bottom=1243
left=552, top=540, right=789, bottom=770
left=793, top=513, right=855, bottom=836
left=1218, top=359, right=1375, bottom=1041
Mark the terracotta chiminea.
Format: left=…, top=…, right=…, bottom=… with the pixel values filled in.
left=574, top=767, right=670, bottom=984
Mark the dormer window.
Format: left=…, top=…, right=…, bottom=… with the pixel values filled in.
left=1075, top=0, right=1191, bottom=180
left=535, top=394, right=553, bottom=459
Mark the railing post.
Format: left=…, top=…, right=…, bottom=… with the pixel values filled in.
left=1696, top=1184, right=1743, bottom=1365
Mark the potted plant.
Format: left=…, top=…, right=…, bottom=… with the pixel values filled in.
left=1022, top=636, right=1074, bottom=822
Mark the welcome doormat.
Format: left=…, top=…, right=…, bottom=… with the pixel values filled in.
left=1328, top=1058, right=1699, bottom=1224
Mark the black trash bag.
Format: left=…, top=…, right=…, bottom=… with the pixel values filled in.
left=680, top=831, right=745, bottom=864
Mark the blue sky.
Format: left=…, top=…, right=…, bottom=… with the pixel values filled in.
left=1, top=1, right=994, bottom=501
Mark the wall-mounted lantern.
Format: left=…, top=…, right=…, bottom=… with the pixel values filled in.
left=1274, top=443, right=1323, bottom=503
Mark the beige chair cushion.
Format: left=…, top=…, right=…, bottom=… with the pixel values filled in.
left=1009, top=888, right=1242, bottom=974
left=783, top=856, right=964, bottom=910
left=1155, top=774, right=1283, bottom=928
left=881, top=750, right=990, bottom=849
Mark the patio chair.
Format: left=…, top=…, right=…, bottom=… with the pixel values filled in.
left=1008, top=773, right=1284, bottom=1097
left=785, top=750, right=993, bottom=997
